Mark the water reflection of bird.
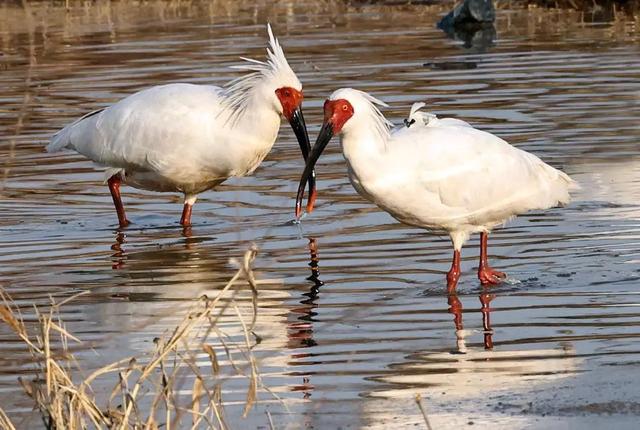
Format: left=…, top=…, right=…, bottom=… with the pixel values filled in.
left=363, top=289, right=578, bottom=426
left=296, top=90, right=578, bottom=291
left=287, top=238, right=324, bottom=398
left=47, top=24, right=315, bottom=228
left=447, top=287, right=495, bottom=353
left=107, top=229, right=235, bottom=299
left=288, top=237, right=323, bottom=350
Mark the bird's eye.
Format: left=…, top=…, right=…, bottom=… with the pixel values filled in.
left=284, top=89, right=291, bottom=97
left=342, top=104, right=348, bottom=111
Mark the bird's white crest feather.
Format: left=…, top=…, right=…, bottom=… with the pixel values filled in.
left=409, top=102, right=426, bottom=118
left=221, top=23, right=301, bottom=124
left=406, top=102, right=438, bottom=127
left=405, top=102, right=475, bottom=129
left=330, top=88, right=393, bottom=144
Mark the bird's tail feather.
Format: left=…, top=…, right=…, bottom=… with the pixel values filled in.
left=47, top=127, right=72, bottom=153
left=540, top=162, right=578, bottom=206
left=46, top=108, right=104, bottom=153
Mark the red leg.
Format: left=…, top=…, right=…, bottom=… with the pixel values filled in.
left=180, top=202, right=193, bottom=226
left=478, top=232, right=506, bottom=285
left=107, top=175, right=130, bottom=228
left=447, top=249, right=462, bottom=292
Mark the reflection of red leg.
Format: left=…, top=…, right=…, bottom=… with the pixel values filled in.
left=479, top=290, right=495, bottom=350
left=180, top=203, right=193, bottom=226
left=448, top=293, right=463, bottom=331
left=448, top=291, right=467, bottom=353
left=478, top=232, right=506, bottom=285
left=447, top=249, right=462, bottom=291
left=107, top=175, right=130, bottom=228
left=110, top=231, right=126, bottom=269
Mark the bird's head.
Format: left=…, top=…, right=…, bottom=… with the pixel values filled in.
left=245, top=24, right=305, bottom=125
left=295, top=88, right=391, bottom=218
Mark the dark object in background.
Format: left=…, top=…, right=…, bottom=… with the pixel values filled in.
left=438, top=0, right=496, bottom=28
left=423, top=61, right=478, bottom=70
left=437, top=0, right=496, bottom=50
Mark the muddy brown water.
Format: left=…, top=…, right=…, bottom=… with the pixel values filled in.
left=1, top=1, right=640, bottom=428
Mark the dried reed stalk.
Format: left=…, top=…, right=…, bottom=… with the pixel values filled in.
left=0, top=247, right=270, bottom=429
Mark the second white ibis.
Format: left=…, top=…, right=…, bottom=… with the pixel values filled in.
left=296, top=88, right=577, bottom=290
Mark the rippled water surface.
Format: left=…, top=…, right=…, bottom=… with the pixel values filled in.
left=2, top=1, right=640, bottom=428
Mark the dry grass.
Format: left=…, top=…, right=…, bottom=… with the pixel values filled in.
left=414, top=393, right=433, bottom=430
left=0, top=406, right=17, bottom=430
left=0, top=246, right=273, bottom=429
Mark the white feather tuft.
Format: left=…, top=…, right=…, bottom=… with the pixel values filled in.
left=409, top=102, right=426, bottom=118
left=221, top=23, right=301, bottom=125
left=406, top=102, right=438, bottom=127
left=329, top=88, right=393, bottom=144
left=405, top=102, right=474, bottom=129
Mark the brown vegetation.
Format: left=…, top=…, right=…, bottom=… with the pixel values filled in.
left=519, top=0, right=640, bottom=18
left=0, top=247, right=272, bottom=429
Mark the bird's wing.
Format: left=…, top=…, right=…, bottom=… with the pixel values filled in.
left=53, top=83, right=228, bottom=179
left=429, top=117, right=473, bottom=128
left=389, top=124, right=573, bottom=222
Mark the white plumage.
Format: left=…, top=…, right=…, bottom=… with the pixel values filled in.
left=297, top=88, right=578, bottom=289
left=48, top=24, right=311, bottom=228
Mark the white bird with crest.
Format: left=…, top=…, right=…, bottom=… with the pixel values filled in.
left=296, top=88, right=577, bottom=290
left=48, top=24, right=316, bottom=228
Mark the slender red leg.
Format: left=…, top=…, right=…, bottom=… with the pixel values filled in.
left=446, top=249, right=461, bottom=292
left=479, top=290, right=495, bottom=350
left=180, top=202, right=193, bottom=226
left=107, top=175, right=130, bottom=228
left=478, top=232, right=506, bottom=285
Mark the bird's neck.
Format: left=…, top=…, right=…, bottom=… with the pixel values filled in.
left=243, top=93, right=280, bottom=128
left=221, top=79, right=281, bottom=134
left=340, top=124, right=388, bottom=184
left=220, top=89, right=281, bottom=176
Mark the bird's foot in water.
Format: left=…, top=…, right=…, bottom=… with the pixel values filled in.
left=288, top=212, right=308, bottom=225
left=478, top=266, right=506, bottom=285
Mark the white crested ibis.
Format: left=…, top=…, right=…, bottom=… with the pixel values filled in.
left=48, top=24, right=316, bottom=228
left=296, top=88, right=577, bottom=290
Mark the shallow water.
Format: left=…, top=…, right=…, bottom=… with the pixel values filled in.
left=1, top=1, right=640, bottom=428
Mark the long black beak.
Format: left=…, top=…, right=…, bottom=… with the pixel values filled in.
left=295, top=121, right=334, bottom=218
left=289, top=107, right=317, bottom=213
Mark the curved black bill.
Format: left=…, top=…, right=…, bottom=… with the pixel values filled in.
left=295, top=121, right=334, bottom=218
left=289, top=107, right=317, bottom=212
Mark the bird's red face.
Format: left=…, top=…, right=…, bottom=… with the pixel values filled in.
left=322, top=98, right=354, bottom=134
left=275, top=86, right=304, bottom=121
